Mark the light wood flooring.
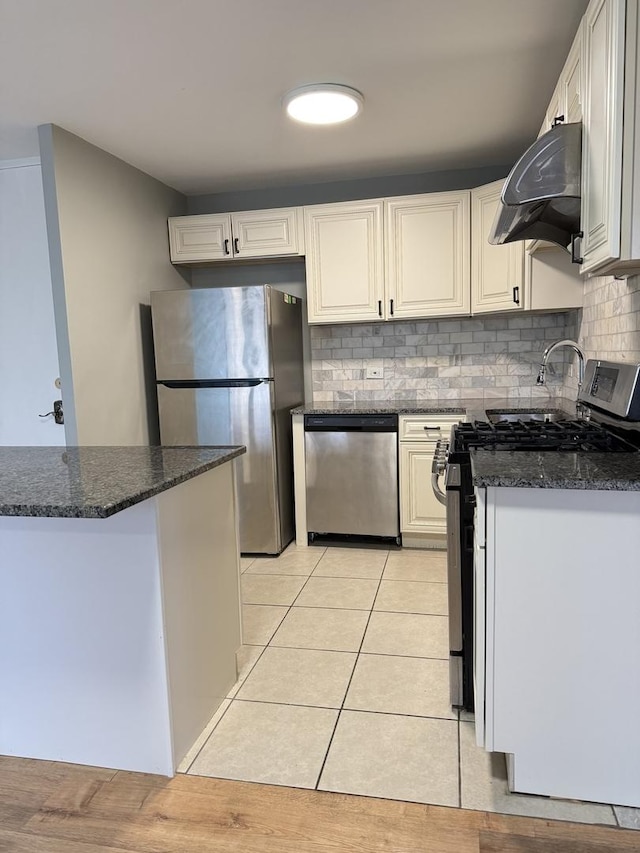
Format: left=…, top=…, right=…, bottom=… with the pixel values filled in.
left=0, top=754, right=637, bottom=853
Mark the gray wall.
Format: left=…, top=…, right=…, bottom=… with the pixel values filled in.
left=39, top=125, right=189, bottom=445
left=187, top=165, right=511, bottom=214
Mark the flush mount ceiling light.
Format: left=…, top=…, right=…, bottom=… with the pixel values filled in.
left=283, top=84, right=364, bottom=125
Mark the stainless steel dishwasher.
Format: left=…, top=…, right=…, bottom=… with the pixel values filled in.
left=304, top=414, right=399, bottom=541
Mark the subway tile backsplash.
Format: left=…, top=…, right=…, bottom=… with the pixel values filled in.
left=311, top=313, right=576, bottom=403
left=564, top=274, right=640, bottom=397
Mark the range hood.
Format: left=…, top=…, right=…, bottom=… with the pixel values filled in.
left=489, top=122, right=582, bottom=249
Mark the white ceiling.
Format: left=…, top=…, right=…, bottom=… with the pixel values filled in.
left=0, top=0, right=588, bottom=196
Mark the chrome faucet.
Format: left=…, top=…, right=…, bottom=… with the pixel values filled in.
left=536, top=338, right=587, bottom=418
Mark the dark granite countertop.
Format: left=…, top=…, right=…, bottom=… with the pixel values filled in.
left=292, top=399, right=470, bottom=416
left=0, top=446, right=246, bottom=519
left=291, top=397, right=579, bottom=421
left=471, top=450, right=640, bottom=491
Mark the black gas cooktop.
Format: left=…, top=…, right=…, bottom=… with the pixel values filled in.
left=454, top=418, right=639, bottom=453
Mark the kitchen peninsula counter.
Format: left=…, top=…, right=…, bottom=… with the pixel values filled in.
left=0, top=445, right=245, bottom=518
left=0, top=445, right=245, bottom=777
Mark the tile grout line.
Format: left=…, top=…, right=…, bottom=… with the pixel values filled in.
left=226, top=696, right=457, bottom=723
left=313, top=550, right=391, bottom=791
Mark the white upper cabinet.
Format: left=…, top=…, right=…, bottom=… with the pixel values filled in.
left=538, top=23, right=583, bottom=138
left=563, top=25, right=583, bottom=124
left=168, top=207, right=304, bottom=264
left=471, top=181, right=523, bottom=314
left=304, top=200, right=385, bottom=324
left=580, top=0, right=625, bottom=274
left=580, top=0, right=640, bottom=276
left=385, top=192, right=471, bottom=319
left=231, top=208, right=304, bottom=258
left=168, top=214, right=232, bottom=263
left=471, top=180, right=583, bottom=314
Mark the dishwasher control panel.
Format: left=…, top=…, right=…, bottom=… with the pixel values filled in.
left=304, top=414, right=398, bottom=432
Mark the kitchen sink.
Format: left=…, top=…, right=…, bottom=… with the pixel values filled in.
left=485, top=409, right=567, bottom=425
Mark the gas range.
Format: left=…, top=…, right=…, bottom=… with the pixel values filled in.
left=433, top=358, right=640, bottom=713
left=452, top=417, right=640, bottom=454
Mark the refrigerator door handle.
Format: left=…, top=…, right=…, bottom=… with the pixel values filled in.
left=158, top=378, right=269, bottom=389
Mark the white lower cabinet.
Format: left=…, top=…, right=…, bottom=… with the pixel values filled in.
left=398, top=414, right=460, bottom=546
left=475, top=485, right=640, bottom=807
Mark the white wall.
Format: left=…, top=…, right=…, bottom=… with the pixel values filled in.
left=39, top=126, right=189, bottom=445
left=0, top=160, right=65, bottom=445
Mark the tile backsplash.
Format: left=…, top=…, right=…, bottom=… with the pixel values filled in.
left=563, top=274, right=640, bottom=396
left=310, top=313, right=576, bottom=403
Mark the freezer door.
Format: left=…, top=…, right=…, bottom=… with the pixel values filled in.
left=157, top=381, right=281, bottom=553
left=151, top=287, right=271, bottom=381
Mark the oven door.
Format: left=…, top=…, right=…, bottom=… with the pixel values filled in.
left=444, top=462, right=464, bottom=708
left=432, top=440, right=474, bottom=711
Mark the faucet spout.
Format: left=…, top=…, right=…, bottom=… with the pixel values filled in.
left=536, top=338, right=587, bottom=416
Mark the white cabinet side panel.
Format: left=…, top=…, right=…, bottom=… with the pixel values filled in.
left=292, top=414, right=307, bottom=546
left=156, top=463, right=241, bottom=769
left=0, top=503, right=173, bottom=775
left=490, top=487, right=640, bottom=806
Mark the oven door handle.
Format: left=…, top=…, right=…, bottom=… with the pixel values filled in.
left=431, top=438, right=448, bottom=506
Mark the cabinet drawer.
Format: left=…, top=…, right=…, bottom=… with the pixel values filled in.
left=399, top=414, right=462, bottom=442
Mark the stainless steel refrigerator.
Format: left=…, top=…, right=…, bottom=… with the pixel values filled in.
left=150, top=285, right=304, bottom=554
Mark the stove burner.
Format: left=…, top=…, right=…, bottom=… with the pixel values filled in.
left=454, top=418, right=638, bottom=453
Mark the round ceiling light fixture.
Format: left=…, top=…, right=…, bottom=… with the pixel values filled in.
left=283, top=84, right=364, bottom=125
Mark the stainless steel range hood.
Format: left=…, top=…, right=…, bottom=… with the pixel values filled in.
left=489, top=122, right=582, bottom=249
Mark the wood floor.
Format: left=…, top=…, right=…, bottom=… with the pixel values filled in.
left=0, top=755, right=637, bottom=853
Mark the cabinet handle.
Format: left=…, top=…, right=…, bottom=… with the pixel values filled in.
left=571, top=231, right=584, bottom=265
left=223, top=238, right=230, bottom=256
left=390, top=299, right=394, bottom=316
left=512, top=286, right=520, bottom=305
left=378, top=300, right=382, bottom=317
left=234, top=237, right=240, bottom=254
left=423, top=425, right=441, bottom=431
left=552, top=114, right=565, bottom=127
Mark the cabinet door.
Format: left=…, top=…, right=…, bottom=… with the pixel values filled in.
left=399, top=443, right=446, bottom=535
left=580, top=0, right=625, bottom=274
left=539, top=80, right=565, bottom=138
left=386, top=192, right=471, bottom=320
left=304, top=201, right=384, bottom=324
left=471, top=181, right=524, bottom=314
left=563, top=23, right=583, bottom=124
left=231, top=207, right=304, bottom=258
left=168, top=214, right=232, bottom=263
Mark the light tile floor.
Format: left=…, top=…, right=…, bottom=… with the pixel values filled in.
left=184, top=543, right=634, bottom=827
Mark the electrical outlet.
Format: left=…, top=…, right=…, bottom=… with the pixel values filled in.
left=366, top=366, right=384, bottom=379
